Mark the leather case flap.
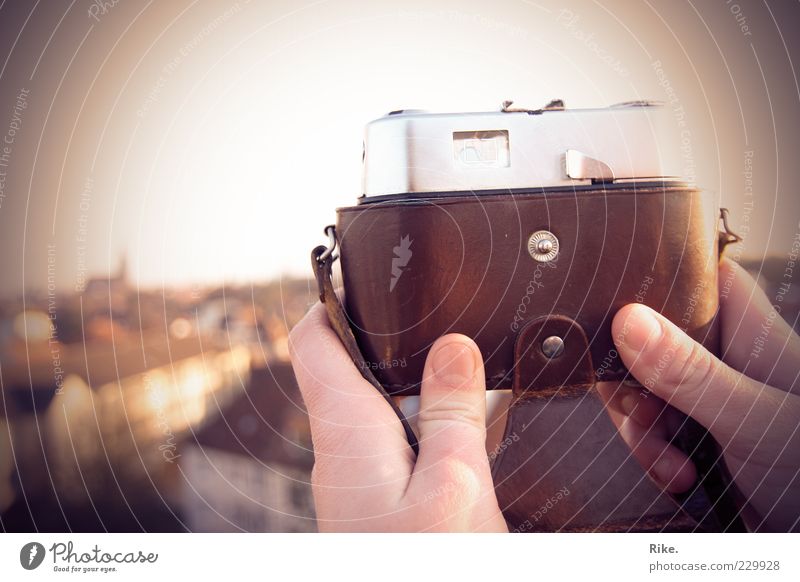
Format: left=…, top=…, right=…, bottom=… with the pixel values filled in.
left=513, top=315, right=594, bottom=399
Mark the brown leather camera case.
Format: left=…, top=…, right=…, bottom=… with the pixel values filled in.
left=338, top=183, right=720, bottom=392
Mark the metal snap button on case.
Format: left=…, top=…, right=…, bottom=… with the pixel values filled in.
left=527, top=230, right=559, bottom=262
left=541, top=335, right=565, bottom=359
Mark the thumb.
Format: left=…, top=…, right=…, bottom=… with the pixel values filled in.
left=412, top=334, right=491, bottom=480
left=612, top=304, right=786, bottom=445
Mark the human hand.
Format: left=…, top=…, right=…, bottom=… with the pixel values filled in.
left=288, top=301, right=508, bottom=532
left=604, top=259, right=800, bottom=531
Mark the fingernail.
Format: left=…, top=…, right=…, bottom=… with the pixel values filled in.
left=431, top=342, right=475, bottom=388
left=620, top=393, right=638, bottom=416
left=623, top=308, right=663, bottom=352
left=652, top=456, right=674, bottom=484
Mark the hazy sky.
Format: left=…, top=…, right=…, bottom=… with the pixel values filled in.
left=0, top=0, right=798, bottom=295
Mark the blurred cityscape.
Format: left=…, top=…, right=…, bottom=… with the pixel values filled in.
left=0, top=258, right=318, bottom=532
left=0, top=256, right=797, bottom=532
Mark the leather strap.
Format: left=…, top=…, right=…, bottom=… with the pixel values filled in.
left=312, top=243, right=419, bottom=456
left=512, top=315, right=595, bottom=398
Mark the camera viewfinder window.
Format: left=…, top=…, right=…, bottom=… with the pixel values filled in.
left=453, top=130, right=510, bottom=168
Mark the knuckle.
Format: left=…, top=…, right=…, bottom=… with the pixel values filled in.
left=426, top=457, right=482, bottom=502
left=418, top=399, right=485, bottom=433
left=308, top=428, right=345, bottom=464
left=660, top=338, right=717, bottom=397
left=301, top=398, right=338, bottom=441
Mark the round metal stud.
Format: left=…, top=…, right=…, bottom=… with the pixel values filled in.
left=528, top=230, right=559, bottom=262
left=541, top=335, right=565, bottom=359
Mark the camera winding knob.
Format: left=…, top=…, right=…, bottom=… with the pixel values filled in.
left=527, top=230, right=559, bottom=263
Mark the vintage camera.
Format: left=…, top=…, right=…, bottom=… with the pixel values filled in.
left=314, top=100, right=742, bottom=531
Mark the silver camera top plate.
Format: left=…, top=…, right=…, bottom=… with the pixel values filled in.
left=362, top=101, right=685, bottom=197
